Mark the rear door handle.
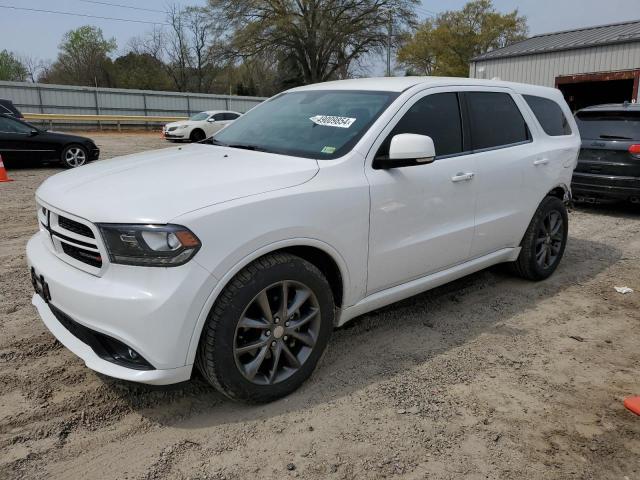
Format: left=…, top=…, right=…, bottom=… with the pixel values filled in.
left=534, top=158, right=549, bottom=166
left=451, top=172, right=475, bottom=183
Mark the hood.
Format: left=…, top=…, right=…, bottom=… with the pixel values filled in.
left=36, top=144, right=319, bottom=223
left=40, top=130, right=95, bottom=144
left=165, top=120, right=197, bottom=129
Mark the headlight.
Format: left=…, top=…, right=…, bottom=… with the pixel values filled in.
left=175, top=125, right=187, bottom=130
left=98, top=224, right=201, bottom=267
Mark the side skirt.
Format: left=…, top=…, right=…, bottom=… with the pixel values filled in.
left=336, top=247, right=520, bottom=326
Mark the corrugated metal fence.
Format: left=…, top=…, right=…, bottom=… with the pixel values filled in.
left=0, top=80, right=266, bottom=128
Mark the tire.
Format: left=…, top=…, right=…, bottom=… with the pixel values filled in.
left=189, top=129, right=206, bottom=142
left=196, top=253, right=335, bottom=403
left=60, top=144, right=88, bottom=168
left=510, top=196, right=568, bottom=281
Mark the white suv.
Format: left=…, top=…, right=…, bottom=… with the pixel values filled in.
left=27, top=77, right=580, bottom=402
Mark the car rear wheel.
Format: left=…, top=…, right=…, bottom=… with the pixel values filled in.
left=196, top=253, right=334, bottom=403
left=189, top=129, right=206, bottom=142
left=510, top=196, right=568, bottom=281
left=61, top=145, right=88, bottom=168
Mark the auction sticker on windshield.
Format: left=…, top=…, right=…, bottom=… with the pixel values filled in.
left=309, top=115, right=356, bottom=128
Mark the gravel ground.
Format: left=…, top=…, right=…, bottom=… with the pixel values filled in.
left=1, top=132, right=639, bottom=480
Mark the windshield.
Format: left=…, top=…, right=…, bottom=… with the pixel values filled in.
left=576, top=110, right=640, bottom=140
left=213, top=90, right=399, bottom=159
left=189, top=112, right=210, bottom=121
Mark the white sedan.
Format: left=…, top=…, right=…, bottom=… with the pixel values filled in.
left=163, top=110, right=241, bottom=142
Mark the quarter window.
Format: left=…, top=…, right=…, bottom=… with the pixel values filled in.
left=465, top=92, right=530, bottom=150
left=376, top=92, right=463, bottom=159
left=524, top=95, right=572, bottom=136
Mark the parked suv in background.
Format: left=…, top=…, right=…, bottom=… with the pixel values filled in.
left=27, top=77, right=579, bottom=402
left=163, top=110, right=242, bottom=142
left=572, top=102, right=640, bottom=204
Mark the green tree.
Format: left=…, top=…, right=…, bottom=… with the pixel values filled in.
left=109, top=52, right=173, bottom=91
left=207, top=0, right=419, bottom=85
left=0, top=50, right=27, bottom=81
left=42, top=26, right=117, bottom=86
left=398, top=0, right=527, bottom=77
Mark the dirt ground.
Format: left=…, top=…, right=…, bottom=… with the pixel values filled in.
left=1, top=131, right=639, bottom=480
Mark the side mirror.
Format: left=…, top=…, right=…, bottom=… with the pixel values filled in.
left=207, top=118, right=216, bottom=123
left=29, top=129, right=39, bottom=136
left=374, top=134, right=436, bottom=169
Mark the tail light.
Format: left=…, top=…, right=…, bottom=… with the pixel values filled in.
left=629, top=144, right=640, bottom=157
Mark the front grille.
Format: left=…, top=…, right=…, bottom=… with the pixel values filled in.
left=38, top=203, right=106, bottom=274
left=58, top=215, right=95, bottom=238
left=61, top=242, right=103, bottom=268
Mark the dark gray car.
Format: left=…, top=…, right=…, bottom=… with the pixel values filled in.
left=572, top=102, right=640, bottom=204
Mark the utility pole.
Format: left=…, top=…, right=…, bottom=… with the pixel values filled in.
left=386, top=10, right=392, bottom=77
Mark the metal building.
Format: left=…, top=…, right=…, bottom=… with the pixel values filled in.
left=469, top=20, right=640, bottom=110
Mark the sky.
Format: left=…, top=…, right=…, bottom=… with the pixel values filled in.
left=0, top=0, right=639, bottom=76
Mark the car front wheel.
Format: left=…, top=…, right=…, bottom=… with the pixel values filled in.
left=510, top=195, right=568, bottom=281
left=189, top=129, right=206, bottom=142
left=61, top=145, right=88, bottom=168
left=196, top=253, right=334, bottom=403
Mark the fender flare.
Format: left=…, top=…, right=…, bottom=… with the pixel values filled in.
left=184, top=237, right=350, bottom=365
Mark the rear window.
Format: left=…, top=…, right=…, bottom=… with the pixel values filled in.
left=466, top=92, right=530, bottom=150
left=575, top=110, right=640, bottom=140
left=524, top=95, right=572, bottom=136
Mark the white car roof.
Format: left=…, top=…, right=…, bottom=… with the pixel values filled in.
left=289, top=76, right=562, bottom=100
left=200, top=110, right=241, bottom=115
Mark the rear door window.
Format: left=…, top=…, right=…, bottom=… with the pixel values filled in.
left=465, top=92, right=530, bottom=150
left=524, top=95, right=572, bottom=136
left=376, top=92, right=464, bottom=159
left=575, top=110, right=640, bottom=141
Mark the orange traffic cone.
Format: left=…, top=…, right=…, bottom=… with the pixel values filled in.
left=624, top=396, right=640, bottom=416
left=0, top=155, right=13, bottom=183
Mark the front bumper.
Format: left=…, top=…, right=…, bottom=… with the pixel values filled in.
left=571, top=172, right=640, bottom=201
left=90, top=147, right=100, bottom=160
left=32, top=294, right=192, bottom=384
left=27, top=232, right=218, bottom=385
left=164, top=131, right=187, bottom=139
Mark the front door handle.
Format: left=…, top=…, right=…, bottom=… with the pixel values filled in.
left=534, top=158, right=549, bottom=166
left=451, top=172, right=475, bottom=183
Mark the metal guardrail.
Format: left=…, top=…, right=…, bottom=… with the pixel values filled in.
left=23, top=113, right=188, bottom=131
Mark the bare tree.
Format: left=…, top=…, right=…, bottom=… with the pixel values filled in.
left=20, top=55, right=49, bottom=83
left=129, top=6, right=223, bottom=92
left=207, top=0, right=418, bottom=85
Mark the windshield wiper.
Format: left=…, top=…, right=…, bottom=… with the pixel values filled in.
left=226, top=143, right=268, bottom=152
left=600, top=134, right=633, bottom=140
